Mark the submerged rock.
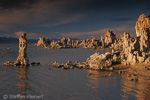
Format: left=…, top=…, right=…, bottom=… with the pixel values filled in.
left=52, top=61, right=89, bottom=69
left=3, top=61, right=14, bottom=66
left=52, top=61, right=61, bottom=68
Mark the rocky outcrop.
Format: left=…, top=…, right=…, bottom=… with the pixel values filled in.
left=35, top=37, right=78, bottom=49
left=113, top=32, right=134, bottom=50
left=51, top=14, right=150, bottom=71
left=86, top=51, right=121, bottom=70
left=4, top=33, right=29, bottom=66
left=35, top=37, right=46, bottom=46
left=52, top=61, right=89, bottom=69
left=86, top=52, right=112, bottom=70
left=15, top=33, right=29, bottom=66
left=135, top=14, right=150, bottom=52
left=104, top=30, right=116, bottom=47
left=79, top=38, right=102, bottom=49
left=120, top=14, right=150, bottom=65
left=52, top=50, right=121, bottom=70
left=35, top=30, right=117, bottom=50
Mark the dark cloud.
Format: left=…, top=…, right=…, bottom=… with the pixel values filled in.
left=144, top=8, right=150, bottom=11
left=0, top=0, right=39, bottom=9
left=110, top=18, right=133, bottom=22
left=0, top=0, right=149, bottom=38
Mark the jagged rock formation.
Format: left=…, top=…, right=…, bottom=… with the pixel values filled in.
left=86, top=52, right=112, bottom=70
left=86, top=51, right=120, bottom=70
left=51, top=14, right=150, bottom=70
left=113, top=32, right=135, bottom=50
left=4, top=33, right=29, bottom=66
left=35, top=37, right=78, bottom=49
left=15, top=33, right=29, bottom=66
left=79, top=38, right=102, bottom=49
left=135, top=14, right=150, bottom=52
left=104, top=30, right=116, bottom=47
left=52, top=61, right=89, bottom=69
left=35, top=37, right=46, bottom=46
left=35, top=30, right=117, bottom=50
left=120, top=14, right=150, bottom=65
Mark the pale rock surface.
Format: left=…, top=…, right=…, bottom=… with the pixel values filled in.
left=86, top=52, right=112, bottom=70
left=104, top=30, right=116, bottom=47
left=135, top=14, right=150, bottom=52
left=15, top=33, right=29, bottom=66
left=35, top=37, right=46, bottom=46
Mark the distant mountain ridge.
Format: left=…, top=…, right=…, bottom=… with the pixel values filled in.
left=0, top=37, right=37, bottom=43
left=0, top=37, right=18, bottom=43
left=0, top=37, right=80, bottom=43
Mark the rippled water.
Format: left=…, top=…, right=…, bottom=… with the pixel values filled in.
left=0, top=43, right=150, bottom=100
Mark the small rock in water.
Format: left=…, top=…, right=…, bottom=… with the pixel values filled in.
left=7, top=48, right=11, bottom=50
left=102, top=75, right=107, bottom=77
left=46, top=64, right=50, bottom=66
left=36, top=62, right=40, bottom=66
left=31, top=62, right=36, bottom=66
left=134, top=78, right=138, bottom=82
left=108, top=74, right=111, bottom=76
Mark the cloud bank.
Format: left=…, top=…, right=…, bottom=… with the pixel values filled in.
left=61, top=26, right=135, bottom=39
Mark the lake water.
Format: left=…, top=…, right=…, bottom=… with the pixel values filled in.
left=0, top=43, right=150, bottom=100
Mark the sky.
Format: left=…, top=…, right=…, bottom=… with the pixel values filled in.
left=0, top=0, right=150, bottom=39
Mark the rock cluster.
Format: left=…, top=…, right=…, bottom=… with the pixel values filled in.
left=52, top=61, right=89, bottom=69
left=120, top=14, right=150, bottom=65
left=78, top=38, right=104, bottom=49
left=4, top=33, right=29, bottom=66
left=35, top=30, right=118, bottom=49
left=35, top=37, right=78, bottom=49
left=52, top=50, right=120, bottom=70
left=52, top=14, right=150, bottom=70
left=113, top=32, right=135, bottom=50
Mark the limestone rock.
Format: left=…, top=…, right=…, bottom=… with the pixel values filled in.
left=126, top=53, right=137, bottom=64
left=52, top=61, right=61, bottom=68
left=145, top=57, right=150, bottom=64
left=3, top=61, right=14, bottom=66
left=104, top=30, right=116, bottom=47
left=138, top=56, right=145, bottom=63
left=4, top=33, right=29, bottom=66
left=135, top=14, right=150, bottom=52
left=15, top=33, right=29, bottom=66
left=35, top=37, right=46, bottom=46
left=120, top=14, right=150, bottom=65
left=114, top=32, right=134, bottom=50
left=86, top=52, right=113, bottom=70
left=61, top=37, right=67, bottom=45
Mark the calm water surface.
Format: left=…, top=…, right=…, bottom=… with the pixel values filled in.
left=0, top=43, right=150, bottom=100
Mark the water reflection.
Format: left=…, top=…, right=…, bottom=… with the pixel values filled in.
left=87, top=70, right=101, bottom=90
left=17, top=66, right=29, bottom=99
left=121, top=74, right=150, bottom=100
